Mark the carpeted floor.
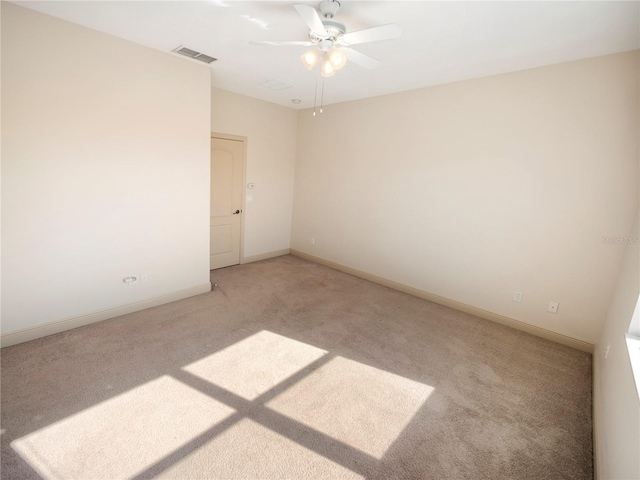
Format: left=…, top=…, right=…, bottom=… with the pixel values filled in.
left=1, top=255, right=593, bottom=479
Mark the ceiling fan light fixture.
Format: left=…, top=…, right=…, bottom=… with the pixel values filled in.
left=328, top=48, right=347, bottom=70
left=320, top=55, right=336, bottom=77
left=301, top=49, right=320, bottom=70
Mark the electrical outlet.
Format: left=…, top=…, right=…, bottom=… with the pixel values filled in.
left=548, top=301, right=559, bottom=314
left=141, top=273, right=148, bottom=284
left=513, top=291, right=523, bottom=302
left=311, top=237, right=315, bottom=245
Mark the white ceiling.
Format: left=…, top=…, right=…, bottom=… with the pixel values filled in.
left=14, top=1, right=640, bottom=110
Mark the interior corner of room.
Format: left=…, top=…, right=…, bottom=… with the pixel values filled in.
left=1, top=1, right=639, bottom=479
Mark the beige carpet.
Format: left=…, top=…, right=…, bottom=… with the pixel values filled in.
left=1, top=255, right=593, bottom=479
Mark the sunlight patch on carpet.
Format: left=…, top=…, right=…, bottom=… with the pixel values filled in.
left=11, top=376, right=235, bottom=479
left=266, top=356, right=434, bottom=458
left=182, top=330, right=327, bottom=400
left=157, top=418, right=363, bottom=479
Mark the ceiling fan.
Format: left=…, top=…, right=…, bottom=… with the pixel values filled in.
left=250, top=0, right=401, bottom=77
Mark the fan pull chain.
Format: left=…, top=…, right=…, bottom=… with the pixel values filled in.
left=320, top=75, right=325, bottom=114
left=313, top=67, right=319, bottom=116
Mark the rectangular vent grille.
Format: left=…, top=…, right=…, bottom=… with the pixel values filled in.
left=173, top=46, right=217, bottom=64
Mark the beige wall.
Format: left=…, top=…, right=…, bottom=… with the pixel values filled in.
left=292, top=51, right=639, bottom=344
left=211, top=88, right=297, bottom=259
left=1, top=3, right=212, bottom=335
left=593, top=206, right=640, bottom=479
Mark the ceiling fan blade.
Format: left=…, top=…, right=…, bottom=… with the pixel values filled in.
left=250, top=40, right=315, bottom=46
left=294, top=4, right=327, bottom=36
left=342, top=47, right=381, bottom=70
left=339, top=24, right=401, bottom=46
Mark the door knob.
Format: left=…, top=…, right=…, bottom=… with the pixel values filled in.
left=233, top=209, right=242, bottom=215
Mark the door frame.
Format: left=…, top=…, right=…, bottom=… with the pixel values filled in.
left=211, top=132, right=247, bottom=265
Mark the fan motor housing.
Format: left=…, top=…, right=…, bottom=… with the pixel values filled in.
left=310, top=20, right=346, bottom=43
left=319, top=0, right=340, bottom=19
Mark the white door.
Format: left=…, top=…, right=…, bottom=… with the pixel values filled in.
left=210, top=136, right=244, bottom=269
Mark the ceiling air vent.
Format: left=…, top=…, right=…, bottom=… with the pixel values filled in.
left=172, top=46, right=217, bottom=64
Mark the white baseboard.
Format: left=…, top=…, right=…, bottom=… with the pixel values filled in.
left=242, top=248, right=290, bottom=264
left=1, top=283, right=212, bottom=348
left=290, top=250, right=595, bottom=354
